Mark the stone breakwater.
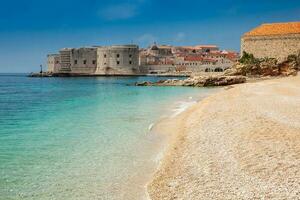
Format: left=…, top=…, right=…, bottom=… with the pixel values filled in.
left=135, top=75, right=246, bottom=87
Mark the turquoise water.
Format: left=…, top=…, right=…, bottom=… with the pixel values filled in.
left=0, top=74, right=217, bottom=200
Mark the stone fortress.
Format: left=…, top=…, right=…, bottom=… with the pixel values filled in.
left=47, top=44, right=238, bottom=76
left=241, top=22, right=300, bottom=61
left=48, top=45, right=139, bottom=76
left=46, top=21, right=300, bottom=76
left=97, top=45, right=139, bottom=75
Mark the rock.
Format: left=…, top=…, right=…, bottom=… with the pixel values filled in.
left=202, top=76, right=246, bottom=86
left=135, top=81, right=153, bottom=86
left=225, top=52, right=300, bottom=77
left=135, top=75, right=246, bottom=87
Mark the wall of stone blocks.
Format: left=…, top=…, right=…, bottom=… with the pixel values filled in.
left=47, top=54, right=60, bottom=73
left=241, top=34, right=300, bottom=62
left=96, top=45, right=139, bottom=75
left=69, top=48, right=97, bottom=74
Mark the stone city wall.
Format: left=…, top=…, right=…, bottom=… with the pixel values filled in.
left=47, top=54, right=60, bottom=73
left=241, top=34, right=300, bottom=62
left=96, top=45, right=139, bottom=75
left=69, top=48, right=97, bottom=74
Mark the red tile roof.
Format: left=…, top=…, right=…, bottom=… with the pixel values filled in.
left=244, top=22, right=300, bottom=37
left=195, top=45, right=218, bottom=48
left=184, top=56, right=203, bottom=61
left=184, top=56, right=217, bottom=62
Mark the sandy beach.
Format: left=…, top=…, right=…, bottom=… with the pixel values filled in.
left=148, top=75, right=300, bottom=199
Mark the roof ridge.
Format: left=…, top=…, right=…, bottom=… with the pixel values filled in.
left=262, top=21, right=300, bottom=25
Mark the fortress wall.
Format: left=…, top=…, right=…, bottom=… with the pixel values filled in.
left=241, top=34, right=300, bottom=62
left=47, top=54, right=59, bottom=73
left=69, top=48, right=97, bottom=74
left=96, top=45, right=139, bottom=75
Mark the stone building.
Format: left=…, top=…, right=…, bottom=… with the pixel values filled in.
left=47, top=43, right=237, bottom=75
left=54, top=47, right=97, bottom=75
left=172, top=45, right=219, bottom=54
left=47, top=45, right=139, bottom=75
left=147, top=44, right=173, bottom=56
left=241, top=22, right=300, bottom=61
left=47, top=54, right=60, bottom=73
left=58, top=48, right=72, bottom=73
left=70, top=47, right=97, bottom=74
left=174, top=53, right=234, bottom=73
left=96, top=45, right=139, bottom=75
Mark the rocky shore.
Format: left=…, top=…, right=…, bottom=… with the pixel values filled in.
left=136, top=52, right=300, bottom=88
left=135, top=75, right=246, bottom=87
left=148, top=75, right=300, bottom=199
left=225, top=51, right=300, bottom=77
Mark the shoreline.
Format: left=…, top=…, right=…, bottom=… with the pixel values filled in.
left=144, top=87, right=221, bottom=200
left=147, top=75, right=300, bottom=199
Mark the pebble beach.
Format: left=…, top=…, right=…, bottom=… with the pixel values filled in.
left=148, top=75, right=300, bottom=199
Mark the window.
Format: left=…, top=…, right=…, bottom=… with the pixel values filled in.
left=83, top=60, right=87, bottom=64
left=74, top=60, right=77, bottom=64
left=104, top=54, right=106, bottom=58
left=117, top=54, right=120, bottom=58
left=92, top=60, right=96, bottom=65
left=129, top=61, right=132, bottom=65
left=129, top=54, right=132, bottom=58
left=56, top=61, right=60, bottom=64
left=104, top=63, right=107, bottom=65
left=117, top=61, right=120, bottom=65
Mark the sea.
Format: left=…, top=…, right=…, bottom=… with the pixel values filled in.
left=0, top=74, right=218, bottom=200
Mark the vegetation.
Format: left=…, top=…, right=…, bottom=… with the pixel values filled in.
left=239, top=51, right=260, bottom=65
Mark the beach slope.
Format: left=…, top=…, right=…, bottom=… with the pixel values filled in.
left=148, top=75, right=300, bottom=199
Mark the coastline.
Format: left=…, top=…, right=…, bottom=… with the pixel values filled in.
left=144, top=87, right=221, bottom=199
left=147, top=75, right=300, bottom=199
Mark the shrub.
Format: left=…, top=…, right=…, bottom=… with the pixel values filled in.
left=239, top=51, right=260, bottom=65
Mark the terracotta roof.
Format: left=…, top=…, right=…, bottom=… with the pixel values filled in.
left=203, top=58, right=217, bottom=62
left=179, top=46, right=195, bottom=49
left=244, top=22, right=300, bottom=37
left=226, top=52, right=239, bottom=61
left=184, top=56, right=203, bottom=61
left=195, top=45, right=218, bottom=48
left=158, top=45, right=172, bottom=49
left=184, top=56, right=217, bottom=62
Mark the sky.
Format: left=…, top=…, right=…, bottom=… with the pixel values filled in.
left=0, top=0, right=299, bottom=73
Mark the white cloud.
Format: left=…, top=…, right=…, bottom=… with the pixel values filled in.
left=174, top=32, right=186, bottom=42
left=99, top=3, right=138, bottom=21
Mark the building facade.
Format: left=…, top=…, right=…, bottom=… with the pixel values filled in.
left=96, top=45, right=139, bottom=75
left=139, top=43, right=237, bottom=74
left=241, top=22, right=300, bottom=62
left=47, top=45, right=139, bottom=75
left=70, top=47, right=97, bottom=74
left=58, top=48, right=72, bottom=73
left=47, top=54, right=60, bottom=73
left=47, top=43, right=237, bottom=75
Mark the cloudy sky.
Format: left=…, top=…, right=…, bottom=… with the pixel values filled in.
left=0, top=0, right=299, bottom=72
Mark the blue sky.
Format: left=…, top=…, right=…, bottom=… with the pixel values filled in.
left=0, top=0, right=299, bottom=72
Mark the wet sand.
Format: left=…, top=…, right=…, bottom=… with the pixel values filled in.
left=148, top=75, right=300, bottom=199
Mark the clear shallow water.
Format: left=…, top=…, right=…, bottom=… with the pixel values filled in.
left=0, top=74, right=217, bottom=200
